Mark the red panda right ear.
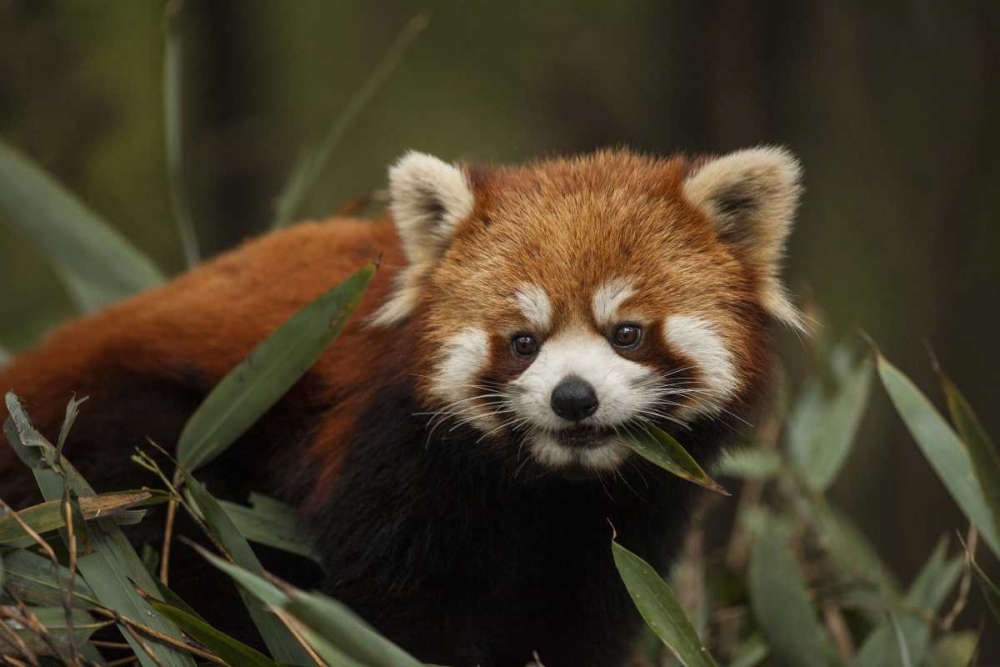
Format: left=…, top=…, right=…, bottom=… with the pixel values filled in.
left=371, top=152, right=475, bottom=326
left=682, top=146, right=806, bottom=332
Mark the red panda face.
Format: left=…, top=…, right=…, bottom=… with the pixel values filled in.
left=374, top=148, right=803, bottom=475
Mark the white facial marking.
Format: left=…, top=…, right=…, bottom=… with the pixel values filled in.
left=592, top=278, right=636, bottom=327
left=514, top=284, right=552, bottom=331
left=511, top=329, right=657, bottom=470
left=664, top=314, right=740, bottom=419
left=429, top=326, right=494, bottom=429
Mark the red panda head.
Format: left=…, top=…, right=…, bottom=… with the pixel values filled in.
left=373, top=148, right=803, bottom=475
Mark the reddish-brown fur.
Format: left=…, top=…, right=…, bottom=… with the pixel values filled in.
left=0, top=218, right=403, bottom=494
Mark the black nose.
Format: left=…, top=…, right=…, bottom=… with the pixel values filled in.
left=550, top=376, right=599, bottom=422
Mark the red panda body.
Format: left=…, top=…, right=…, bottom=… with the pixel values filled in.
left=0, top=148, right=804, bottom=666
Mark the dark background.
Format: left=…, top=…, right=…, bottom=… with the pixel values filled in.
left=2, top=0, right=999, bottom=657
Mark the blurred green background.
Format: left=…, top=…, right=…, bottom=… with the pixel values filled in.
left=1, top=0, right=999, bottom=656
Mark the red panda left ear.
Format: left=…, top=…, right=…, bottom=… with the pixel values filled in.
left=371, top=152, right=476, bottom=326
left=682, top=146, right=806, bottom=331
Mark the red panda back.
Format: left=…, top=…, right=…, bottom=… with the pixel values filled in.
left=0, top=216, right=402, bottom=499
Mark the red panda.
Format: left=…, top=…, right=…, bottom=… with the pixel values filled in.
left=0, top=147, right=804, bottom=666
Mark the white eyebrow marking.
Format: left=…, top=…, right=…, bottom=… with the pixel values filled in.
left=514, top=284, right=552, bottom=330
left=592, top=278, right=636, bottom=326
left=664, top=314, right=741, bottom=418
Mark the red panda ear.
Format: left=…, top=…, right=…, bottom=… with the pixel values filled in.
left=372, top=152, right=476, bottom=326
left=388, top=152, right=475, bottom=265
left=683, top=146, right=806, bottom=331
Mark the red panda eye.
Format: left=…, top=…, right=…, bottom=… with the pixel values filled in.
left=611, top=324, right=642, bottom=349
left=511, top=334, right=539, bottom=358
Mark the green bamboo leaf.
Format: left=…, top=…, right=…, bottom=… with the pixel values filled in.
left=182, top=471, right=315, bottom=665
left=149, top=599, right=278, bottom=667
left=748, top=514, right=842, bottom=667
left=611, top=538, right=718, bottom=667
left=0, top=549, right=99, bottom=609
left=0, top=606, right=110, bottom=658
left=163, top=1, right=199, bottom=267
left=932, top=359, right=1000, bottom=548
left=272, top=14, right=428, bottom=228
left=0, top=491, right=151, bottom=545
left=712, top=448, right=783, bottom=481
left=0, top=138, right=165, bottom=312
left=789, top=356, right=872, bottom=490
left=876, top=352, right=1000, bottom=558
left=854, top=538, right=962, bottom=667
left=193, top=543, right=423, bottom=667
left=624, top=424, right=729, bottom=495
left=4, top=393, right=197, bottom=667
left=219, top=493, right=322, bottom=565
left=177, top=263, right=375, bottom=472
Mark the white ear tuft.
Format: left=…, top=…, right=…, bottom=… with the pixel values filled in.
left=372, top=152, right=475, bottom=327
left=683, top=146, right=805, bottom=331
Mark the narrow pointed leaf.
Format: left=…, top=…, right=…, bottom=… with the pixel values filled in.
left=4, top=394, right=197, bottom=667
left=790, top=357, right=872, bottom=490
left=272, top=14, right=428, bottom=228
left=0, top=549, right=99, bottom=609
left=625, top=424, right=729, bottom=495
left=0, top=139, right=164, bottom=312
left=0, top=607, right=110, bottom=657
left=219, top=493, right=322, bottom=565
left=876, top=352, right=1000, bottom=558
left=748, top=514, right=842, bottom=666
left=855, top=538, right=962, bottom=667
left=163, top=3, right=200, bottom=267
left=194, top=544, right=423, bottom=667
left=177, top=263, right=375, bottom=472
left=149, top=599, right=278, bottom=667
left=182, top=470, right=315, bottom=665
left=934, top=363, right=1000, bottom=546
left=612, top=539, right=718, bottom=667
left=0, top=491, right=151, bottom=545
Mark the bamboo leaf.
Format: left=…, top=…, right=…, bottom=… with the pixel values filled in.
left=0, top=549, right=100, bottom=609
left=149, top=599, right=278, bottom=667
left=748, top=514, right=842, bottom=667
left=624, top=424, right=729, bottom=495
left=0, top=606, right=110, bottom=657
left=854, top=538, right=962, bottom=667
left=3, top=393, right=197, bottom=667
left=272, top=14, right=428, bottom=228
left=163, top=1, right=199, bottom=267
left=0, top=138, right=165, bottom=312
left=193, top=543, right=423, bottom=667
left=0, top=491, right=151, bottom=545
left=177, top=263, right=375, bottom=472
left=182, top=471, right=315, bottom=665
left=611, top=538, right=718, bottom=667
left=712, top=448, right=783, bottom=481
left=790, top=356, right=872, bottom=490
left=933, top=359, right=1000, bottom=549
left=219, top=493, right=322, bottom=566
left=876, top=352, right=1000, bottom=558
